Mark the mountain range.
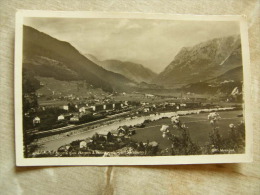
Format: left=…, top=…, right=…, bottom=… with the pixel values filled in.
left=153, top=35, right=242, bottom=87
left=23, top=25, right=243, bottom=96
left=84, top=54, right=157, bottom=83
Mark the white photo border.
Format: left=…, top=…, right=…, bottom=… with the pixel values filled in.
left=15, top=10, right=253, bottom=166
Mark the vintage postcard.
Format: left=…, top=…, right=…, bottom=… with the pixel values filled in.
left=15, top=11, right=252, bottom=166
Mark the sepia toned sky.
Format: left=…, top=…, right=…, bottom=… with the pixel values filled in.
left=24, top=17, right=240, bottom=73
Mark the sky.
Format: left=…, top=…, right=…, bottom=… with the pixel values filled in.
left=24, top=17, right=240, bottom=73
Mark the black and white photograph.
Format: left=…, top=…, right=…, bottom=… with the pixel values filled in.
left=15, top=11, right=252, bottom=166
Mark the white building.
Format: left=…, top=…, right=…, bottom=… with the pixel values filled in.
left=57, top=115, right=65, bottom=121
left=143, top=107, right=150, bottom=113
left=79, top=141, right=87, bottom=148
left=33, top=116, right=41, bottom=125
left=79, top=107, right=86, bottom=113
left=90, top=105, right=96, bottom=111
left=63, top=105, right=69, bottom=111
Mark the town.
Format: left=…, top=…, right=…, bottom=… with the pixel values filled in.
left=24, top=90, right=216, bottom=140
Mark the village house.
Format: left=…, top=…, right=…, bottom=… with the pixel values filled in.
left=143, top=107, right=150, bottom=113
left=33, top=116, right=41, bottom=125
left=79, top=140, right=87, bottom=148
left=57, top=114, right=65, bottom=121
left=90, top=105, right=96, bottom=111
left=79, top=106, right=86, bottom=113
left=180, top=103, right=187, bottom=107
left=63, top=105, right=69, bottom=111
left=117, top=126, right=129, bottom=136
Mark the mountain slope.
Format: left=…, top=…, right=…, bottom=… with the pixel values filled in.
left=181, top=66, right=243, bottom=95
left=206, top=66, right=243, bottom=83
left=154, top=35, right=242, bottom=87
left=84, top=54, right=157, bottom=83
left=23, top=26, right=136, bottom=92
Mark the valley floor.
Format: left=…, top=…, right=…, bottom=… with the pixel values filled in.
left=34, top=109, right=243, bottom=153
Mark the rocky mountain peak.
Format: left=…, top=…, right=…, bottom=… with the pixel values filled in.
left=154, top=35, right=242, bottom=87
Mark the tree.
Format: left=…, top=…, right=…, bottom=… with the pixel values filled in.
left=107, top=131, right=113, bottom=142
left=222, top=122, right=245, bottom=153
left=160, top=114, right=201, bottom=155
left=207, top=112, right=222, bottom=153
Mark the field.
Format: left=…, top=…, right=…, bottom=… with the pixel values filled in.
left=131, top=110, right=243, bottom=150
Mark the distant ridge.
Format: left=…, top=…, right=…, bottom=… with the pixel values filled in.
left=84, top=54, right=157, bottom=83
left=23, top=25, right=136, bottom=92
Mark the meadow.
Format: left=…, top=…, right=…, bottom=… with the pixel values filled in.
left=131, top=110, right=243, bottom=150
